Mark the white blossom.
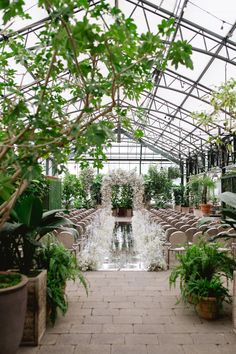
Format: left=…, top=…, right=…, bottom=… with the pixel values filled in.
left=78, top=209, right=115, bottom=271
left=132, top=210, right=167, bottom=271
left=101, top=169, right=144, bottom=211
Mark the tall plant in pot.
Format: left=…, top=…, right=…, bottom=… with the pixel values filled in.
left=188, top=175, right=215, bottom=215
left=200, top=175, right=216, bottom=215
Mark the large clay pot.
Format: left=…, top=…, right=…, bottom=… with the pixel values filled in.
left=200, top=203, right=211, bottom=216
left=195, top=297, right=220, bottom=320
left=0, top=272, right=28, bottom=354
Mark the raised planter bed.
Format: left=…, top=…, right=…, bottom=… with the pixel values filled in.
left=21, top=270, right=47, bottom=346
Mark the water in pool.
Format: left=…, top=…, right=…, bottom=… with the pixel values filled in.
left=100, top=221, right=144, bottom=270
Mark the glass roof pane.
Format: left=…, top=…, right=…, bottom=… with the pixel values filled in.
left=1, top=0, right=236, bottom=163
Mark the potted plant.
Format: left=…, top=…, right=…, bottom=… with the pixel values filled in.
left=199, top=175, right=216, bottom=215
left=188, top=175, right=215, bottom=215
left=169, top=240, right=236, bottom=320
left=0, top=272, right=28, bottom=354
left=119, top=184, right=133, bottom=217
left=111, top=184, right=133, bottom=217
left=35, top=237, right=88, bottom=324
left=173, top=185, right=184, bottom=211
left=144, top=166, right=173, bottom=209
left=181, top=193, right=190, bottom=214
left=0, top=195, right=75, bottom=345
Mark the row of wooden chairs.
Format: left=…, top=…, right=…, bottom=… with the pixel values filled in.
left=148, top=208, right=236, bottom=268
left=54, top=208, right=99, bottom=254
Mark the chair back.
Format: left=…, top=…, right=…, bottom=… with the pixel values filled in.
left=169, top=231, right=187, bottom=246
left=185, top=227, right=198, bottom=243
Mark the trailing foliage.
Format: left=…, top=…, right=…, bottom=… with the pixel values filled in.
left=36, top=238, right=88, bottom=324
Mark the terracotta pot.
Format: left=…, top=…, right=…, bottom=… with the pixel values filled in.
left=200, top=204, right=211, bottom=216
left=0, top=272, right=28, bottom=354
left=195, top=297, right=220, bottom=320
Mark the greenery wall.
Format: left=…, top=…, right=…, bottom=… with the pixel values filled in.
left=44, top=178, right=62, bottom=210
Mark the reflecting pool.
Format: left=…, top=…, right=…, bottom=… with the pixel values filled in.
left=99, top=221, right=144, bottom=271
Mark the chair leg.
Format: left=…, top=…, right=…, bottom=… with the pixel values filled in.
left=167, top=248, right=170, bottom=269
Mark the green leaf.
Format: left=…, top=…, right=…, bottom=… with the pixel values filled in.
left=133, top=129, right=144, bottom=139
left=14, top=196, right=43, bottom=227
left=219, top=192, right=236, bottom=209
left=0, top=0, right=9, bottom=9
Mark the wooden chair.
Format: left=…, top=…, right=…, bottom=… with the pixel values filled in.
left=166, top=231, right=187, bottom=269
left=185, top=227, right=199, bottom=243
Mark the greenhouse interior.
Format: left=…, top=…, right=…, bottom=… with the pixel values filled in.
left=1, top=1, right=236, bottom=353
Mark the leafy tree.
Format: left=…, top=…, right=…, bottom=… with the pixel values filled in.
left=62, top=173, right=82, bottom=209
left=0, top=0, right=193, bottom=226
left=90, top=174, right=103, bottom=205
left=193, top=78, right=236, bottom=146
left=144, top=166, right=173, bottom=206
left=168, top=166, right=180, bottom=180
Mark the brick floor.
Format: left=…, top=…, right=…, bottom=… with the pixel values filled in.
left=17, top=270, right=236, bottom=354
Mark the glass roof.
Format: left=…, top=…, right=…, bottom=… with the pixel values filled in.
left=1, top=0, right=236, bottom=166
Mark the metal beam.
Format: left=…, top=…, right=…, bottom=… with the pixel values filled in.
left=119, top=128, right=180, bottom=164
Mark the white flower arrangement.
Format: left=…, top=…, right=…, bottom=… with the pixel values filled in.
left=78, top=209, right=115, bottom=271
left=132, top=210, right=167, bottom=271
left=80, top=167, right=94, bottom=195
left=101, top=169, right=144, bottom=211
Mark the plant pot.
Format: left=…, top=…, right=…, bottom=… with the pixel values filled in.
left=112, top=208, right=118, bottom=216
left=118, top=207, right=128, bottom=217
left=200, top=204, right=211, bottom=216
left=175, top=205, right=182, bottom=212
left=0, top=272, right=28, bottom=354
left=181, top=206, right=190, bottom=214
left=21, top=270, right=47, bottom=346
left=233, top=271, right=236, bottom=334
left=195, top=297, right=220, bottom=320
left=193, top=208, right=202, bottom=217
left=126, top=208, right=133, bottom=217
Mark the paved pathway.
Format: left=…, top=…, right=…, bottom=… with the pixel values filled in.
left=18, top=271, right=236, bottom=354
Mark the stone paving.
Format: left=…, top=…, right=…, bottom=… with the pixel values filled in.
left=18, top=271, right=236, bottom=354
